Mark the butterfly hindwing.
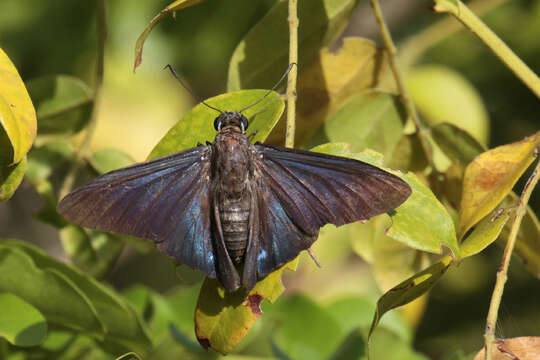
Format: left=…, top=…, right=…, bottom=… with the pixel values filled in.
left=57, top=146, right=216, bottom=277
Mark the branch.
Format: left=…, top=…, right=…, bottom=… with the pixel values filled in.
left=484, top=152, right=540, bottom=360
left=285, top=0, right=298, bottom=148
left=369, top=0, right=435, bottom=168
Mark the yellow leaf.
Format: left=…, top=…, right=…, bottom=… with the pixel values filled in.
left=458, top=131, right=540, bottom=239
left=0, top=48, right=37, bottom=163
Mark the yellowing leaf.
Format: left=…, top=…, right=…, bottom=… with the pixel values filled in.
left=458, top=131, right=540, bottom=239
left=0, top=156, right=26, bottom=202
left=265, top=37, right=389, bottom=146
left=133, top=0, right=206, bottom=71
left=194, top=260, right=297, bottom=354
left=0, top=48, right=37, bottom=163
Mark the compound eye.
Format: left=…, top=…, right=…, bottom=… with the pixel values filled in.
left=240, top=116, right=249, bottom=132
left=213, top=116, right=222, bottom=131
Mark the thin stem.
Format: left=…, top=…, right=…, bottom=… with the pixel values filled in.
left=369, top=0, right=434, bottom=167
left=285, top=0, right=298, bottom=148
left=433, top=0, right=540, bottom=98
left=400, top=0, right=508, bottom=69
left=483, top=154, right=540, bottom=360
left=60, top=0, right=107, bottom=199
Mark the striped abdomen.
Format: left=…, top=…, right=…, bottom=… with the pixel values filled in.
left=220, top=197, right=250, bottom=264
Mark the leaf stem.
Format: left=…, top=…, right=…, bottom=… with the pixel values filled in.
left=433, top=0, right=540, bottom=98
left=369, top=0, right=434, bottom=167
left=285, top=0, right=298, bottom=148
left=484, top=153, right=540, bottom=360
left=60, top=0, right=107, bottom=199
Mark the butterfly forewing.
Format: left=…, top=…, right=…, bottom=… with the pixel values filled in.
left=250, top=143, right=411, bottom=277
left=57, top=146, right=217, bottom=277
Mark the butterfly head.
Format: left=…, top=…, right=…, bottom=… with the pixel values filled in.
left=214, top=111, right=249, bottom=133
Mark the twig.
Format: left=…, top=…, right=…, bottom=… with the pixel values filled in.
left=483, top=154, right=540, bottom=360
left=369, top=0, right=434, bottom=167
left=285, top=0, right=298, bottom=148
left=433, top=0, right=540, bottom=99
left=400, top=0, right=508, bottom=69
left=60, top=0, right=107, bottom=199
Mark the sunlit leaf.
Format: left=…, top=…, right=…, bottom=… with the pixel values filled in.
left=0, top=48, right=37, bottom=163
left=313, top=143, right=460, bottom=257
left=407, top=65, right=490, bottom=145
left=368, top=207, right=511, bottom=345
left=473, top=336, right=540, bottom=360
left=0, top=155, right=26, bottom=201
left=133, top=0, right=206, bottom=71
left=458, top=131, right=540, bottom=239
left=305, top=90, right=405, bottom=160
left=228, top=0, right=359, bottom=91
left=149, top=90, right=284, bottom=159
left=0, top=292, right=47, bottom=346
left=26, top=75, right=93, bottom=136
left=265, top=37, right=390, bottom=146
left=194, top=261, right=296, bottom=354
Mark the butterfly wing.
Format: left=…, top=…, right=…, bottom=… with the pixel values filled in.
left=252, top=144, right=411, bottom=278
left=57, top=146, right=216, bottom=277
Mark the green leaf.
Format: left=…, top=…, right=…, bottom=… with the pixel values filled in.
left=312, top=143, right=460, bottom=257
left=0, top=155, right=26, bottom=201
left=265, top=37, right=390, bottom=146
left=0, top=292, right=47, bottom=346
left=430, top=122, right=486, bottom=165
left=133, top=0, right=206, bottom=71
left=0, top=48, right=37, bottom=163
left=368, top=207, right=511, bottom=346
left=89, top=148, right=135, bottom=174
left=499, top=193, right=540, bottom=278
left=227, top=0, right=359, bottom=91
left=115, top=352, right=142, bottom=360
left=387, top=172, right=459, bottom=257
left=26, top=141, right=73, bottom=184
left=149, top=90, right=284, bottom=159
left=407, top=65, right=489, bottom=145
left=460, top=208, right=512, bottom=258
left=268, top=294, right=344, bottom=360
left=368, top=256, right=453, bottom=347
left=194, top=261, right=296, bottom=354
left=305, top=90, right=405, bottom=160
left=26, top=75, right=93, bottom=136
left=0, top=240, right=152, bottom=353
left=458, top=131, right=540, bottom=239
left=59, top=226, right=124, bottom=279
left=0, top=243, right=105, bottom=336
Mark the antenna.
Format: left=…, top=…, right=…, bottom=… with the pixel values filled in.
left=239, top=63, right=297, bottom=113
left=164, top=64, right=222, bottom=114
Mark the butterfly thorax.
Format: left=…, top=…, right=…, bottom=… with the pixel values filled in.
left=212, top=128, right=254, bottom=265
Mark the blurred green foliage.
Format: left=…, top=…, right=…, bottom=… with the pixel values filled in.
left=0, top=0, right=539, bottom=359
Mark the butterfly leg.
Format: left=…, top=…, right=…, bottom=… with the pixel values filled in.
left=213, top=201, right=241, bottom=292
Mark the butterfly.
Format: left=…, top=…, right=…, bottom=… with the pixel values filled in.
left=57, top=106, right=411, bottom=293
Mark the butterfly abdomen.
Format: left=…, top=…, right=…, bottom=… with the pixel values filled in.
left=220, top=197, right=250, bottom=264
